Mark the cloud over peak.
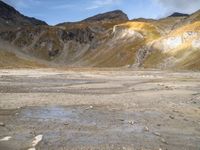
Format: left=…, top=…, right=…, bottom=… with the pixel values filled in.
left=153, top=0, right=200, bottom=15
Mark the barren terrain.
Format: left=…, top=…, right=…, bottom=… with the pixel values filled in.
left=0, top=69, right=199, bottom=150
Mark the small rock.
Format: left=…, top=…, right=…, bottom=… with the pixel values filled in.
left=161, top=138, right=168, bottom=144
left=159, top=148, right=162, bottom=150
left=0, top=122, right=5, bottom=127
left=153, top=132, right=161, bottom=137
left=144, top=126, right=149, bottom=132
left=0, top=136, right=12, bottom=141
left=128, top=121, right=135, bottom=125
left=64, top=123, right=69, bottom=125
left=157, top=124, right=161, bottom=126
left=172, top=110, right=179, bottom=113
left=32, top=135, right=43, bottom=147
left=86, top=106, right=93, bottom=110
left=169, top=115, right=175, bottom=119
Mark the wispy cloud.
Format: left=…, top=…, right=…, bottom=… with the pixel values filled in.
left=152, top=0, right=200, bottom=15
left=86, top=0, right=122, bottom=10
left=2, top=0, right=41, bottom=9
left=50, top=4, right=75, bottom=10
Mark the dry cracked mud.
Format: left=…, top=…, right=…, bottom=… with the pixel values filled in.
left=0, top=69, right=199, bottom=150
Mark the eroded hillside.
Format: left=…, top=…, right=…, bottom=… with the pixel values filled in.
left=0, top=1, right=200, bottom=70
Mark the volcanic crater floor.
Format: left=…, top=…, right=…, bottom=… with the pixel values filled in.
left=0, top=69, right=199, bottom=150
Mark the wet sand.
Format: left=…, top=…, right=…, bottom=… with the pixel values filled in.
left=0, top=69, right=199, bottom=150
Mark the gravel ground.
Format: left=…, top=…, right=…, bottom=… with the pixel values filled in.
left=0, top=69, right=199, bottom=150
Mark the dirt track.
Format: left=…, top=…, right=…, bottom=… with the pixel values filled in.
left=0, top=69, right=199, bottom=150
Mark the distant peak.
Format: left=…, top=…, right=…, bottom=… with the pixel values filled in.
left=169, top=12, right=189, bottom=17
left=83, top=10, right=129, bottom=22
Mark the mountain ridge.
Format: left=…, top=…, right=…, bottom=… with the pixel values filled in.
left=0, top=0, right=47, bottom=30
left=0, top=1, right=200, bottom=70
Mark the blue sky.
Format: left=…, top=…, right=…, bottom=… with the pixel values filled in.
left=2, top=0, right=200, bottom=25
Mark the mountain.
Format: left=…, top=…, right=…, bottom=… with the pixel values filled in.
left=0, top=0, right=47, bottom=30
left=83, top=10, right=128, bottom=22
left=169, top=12, right=189, bottom=17
left=56, top=10, right=128, bottom=26
left=0, top=1, right=200, bottom=70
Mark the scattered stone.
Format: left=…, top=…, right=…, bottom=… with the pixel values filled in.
left=32, top=135, right=43, bottom=147
left=157, top=124, right=161, bottom=127
left=173, top=110, right=179, bottom=113
left=128, top=121, right=135, bottom=125
left=0, top=122, right=5, bottom=127
left=144, top=126, right=149, bottom=132
left=161, top=138, right=168, bottom=144
left=153, top=132, right=161, bottom=137
left=0, top=136, right=12, bottom=141
left=28, top=148, right=36, bottom=150
left=64, top=123, right=69, bottom=125
left=169, top=115, right=175, bottom=119
left=86, top=106, right=93, bottom=110
left=159, top=148, right=162, bottom=150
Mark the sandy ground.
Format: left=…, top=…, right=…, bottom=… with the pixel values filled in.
left=0, top=69, right=199, bottom=150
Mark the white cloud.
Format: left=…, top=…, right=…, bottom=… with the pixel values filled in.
left=86, top=0, right=122, bottom=10
left=51, top=4, right=75, bottom=10
left=153, top=0, right=200, bottom=15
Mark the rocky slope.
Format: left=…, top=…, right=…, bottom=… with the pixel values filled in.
left=0, top=1, right=47, bottom=31
left=0, top=1, right=200, bottom=70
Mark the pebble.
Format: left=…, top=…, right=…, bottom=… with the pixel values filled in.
left=0, top=136, right=12, bottom=141
left=169, top=115, right=175, bottom=119
left=153, top=132, right=161, bottom=137
left=128, top=121, right=135, bottom=125
left=161, top=138, right=168, bottom=144
left=0, top=122, right=5, bottom=127
left=173, top=110, right=179, bottom=113
left=86, top=106, right=93, bottom=110
left=144, top=126, right=149, bottom=132
left=32, top=135, right=43, bottom=147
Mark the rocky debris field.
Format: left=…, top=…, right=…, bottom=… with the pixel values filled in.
left=0, top=69, right=199, bottom=150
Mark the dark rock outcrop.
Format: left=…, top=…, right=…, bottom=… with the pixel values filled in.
left=169, top=12, right=189, bottom=17
left=0, top=0, right=47, bottom=29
